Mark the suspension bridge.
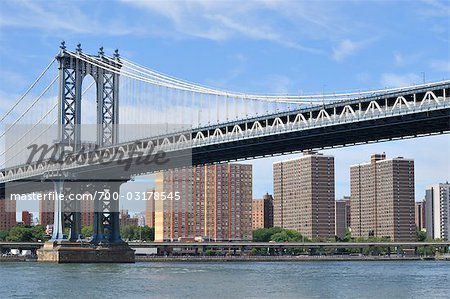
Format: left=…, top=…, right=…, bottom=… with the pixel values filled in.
left=0, top=43, right=449, bottom=262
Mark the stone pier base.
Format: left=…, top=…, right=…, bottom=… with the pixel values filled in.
left=37, top=241, right=135, bottom=263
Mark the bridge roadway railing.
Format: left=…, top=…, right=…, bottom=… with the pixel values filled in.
left=188, top=94, right=448, bottom=149
left=1, top=86, right=449, bottom=183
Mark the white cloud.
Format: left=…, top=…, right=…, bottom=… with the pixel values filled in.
left=0, top=91, right=20, bottom=115
left=393, top=51, right=422, bottom=67
left=120, top=0, right=356, bottom=53
left=355, top=72, right=370, bottom=83
left=417, top=0, right=450, bottom=17
left=430, top=59, right=450, bottom=72
left=119, top=0, right=319, bottom=52
left=266, top=75, right=293, bottom=94
left=332, top=39, right=371, bottom=61
left=380, top=73, right=422, bottom=87
left=234, top=53, right=248, bottom=62
left=0, top=0, right=384, bottom=57
left=394, top=51, right=405, bottom=65
left=0, top=70, right=25, bottom=88
left=0, top=1, right=144, bottom=36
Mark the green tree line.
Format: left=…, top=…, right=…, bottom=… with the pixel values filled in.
left=80, top=225, right=154, bottom=241
left=253, top=227, right=310, bottom=242
left=0, top=224, right=154, bottom=242
left=0, top=225, right=46, bottom=242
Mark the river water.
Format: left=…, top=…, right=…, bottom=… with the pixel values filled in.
left=0, top=261, right=449, bottom=298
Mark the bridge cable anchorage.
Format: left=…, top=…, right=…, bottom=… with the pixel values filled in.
left=0, top=57, right=56, bottom=124
left=0, top=76, right=58, bottom=139
left=1, top=81, right=96, bottom=166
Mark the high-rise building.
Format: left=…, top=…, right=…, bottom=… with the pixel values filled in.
left=415, top=200, right=426, bottom=231
left=0, top=199, right=16, bottom=231
left=252, top=198, right=264, bottom=230
left=145, top=188, right=155, bottom=228
left=39, top=192, right=54, bottom=227
left=22, top=211, right=32, bottom=226
left=252, top=193, right=274, bottom=230
left=425, top=183, right=450, bottom=240
left=350, top=153, right=415, bottom=241
left=119, top=209, right=138, bottom=226
left=80, top=198, right=94, bottom=226
left=152, top=163, right=252, bottom=242
left=263, top=193, right=274, bottom=229
left=38, top=192, right=93, bottom=227
left=335, top=196, right=351, bottom=239
left=273, top=152, right=335, bottom=240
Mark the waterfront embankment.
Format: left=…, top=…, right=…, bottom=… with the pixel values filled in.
left=135, top=255, right=447, bottom=262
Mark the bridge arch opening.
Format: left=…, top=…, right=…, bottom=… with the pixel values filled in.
left=80, top=74, right=98, bottom=146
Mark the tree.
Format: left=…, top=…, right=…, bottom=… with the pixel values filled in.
left=253, top=228, right=271, bottom=242
left=417, top=229, right=427, bottom=242
left=120, top=225, right=136, bottom=241
left=81, top=225, right=93, bottom=239
left=6, top=226, right=33, bottom=242
left=252, top=227, right=282, bottom=242
left=138, top=226, right=154, bottom=241
left=270, top=229, right=308, bottom=242
left=31, top=225, right=45, bottom=241
left=342, top=228, right=352, bottom=242
left=0, top=230, right=8, bottom=241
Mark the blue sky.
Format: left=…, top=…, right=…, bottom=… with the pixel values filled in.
left=1, top=0, right=449, bottom=215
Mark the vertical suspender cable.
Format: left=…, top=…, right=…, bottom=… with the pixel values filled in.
left=216, top=94, right=219, bottom=124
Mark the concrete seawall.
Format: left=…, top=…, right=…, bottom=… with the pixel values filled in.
left=135, top=255, right=431, bottom=262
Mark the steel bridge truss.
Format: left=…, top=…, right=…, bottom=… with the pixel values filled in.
left=57, top=44, right=120, bottom=150
left=2, top=83, right=448, bottom=183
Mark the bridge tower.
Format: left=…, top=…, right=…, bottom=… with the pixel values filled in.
left=56, top=41, right=120, bottom=149
left=49, top=43, right=125, bottom=247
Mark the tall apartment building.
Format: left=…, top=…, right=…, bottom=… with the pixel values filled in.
left=252, top=198, right=264, bottom=230
left=38, top=192, right=94, bottom=227
left=425, top=183, right=450, bottom=240
left=22, top=211, right=32, bottom=226
left=273, top=152, right=335, bottom=240
left=151, top=163, right=252, bottom=242
left=335, top=196, right=351, bottom=239
left=39, top=192, right=54, bottom=227
left=0, top=199, right=16, bottom=231
left=415, top=200, right=426, bottom=231
left=80, top=199, right=94, bottom=226
left=350, top=153, right=415, bottom=241
left=252, top=193, right=274, bottom=230
left=119, top=209, right=139, bottom=226
left=145, top=188, right=155, bottom=228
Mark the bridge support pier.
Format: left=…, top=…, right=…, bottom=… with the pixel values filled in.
left=51, top=178, right=65, bottom=241
left=91, top=182, right=122, bottom=244
left=37, top=180, right=134, bottom=263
